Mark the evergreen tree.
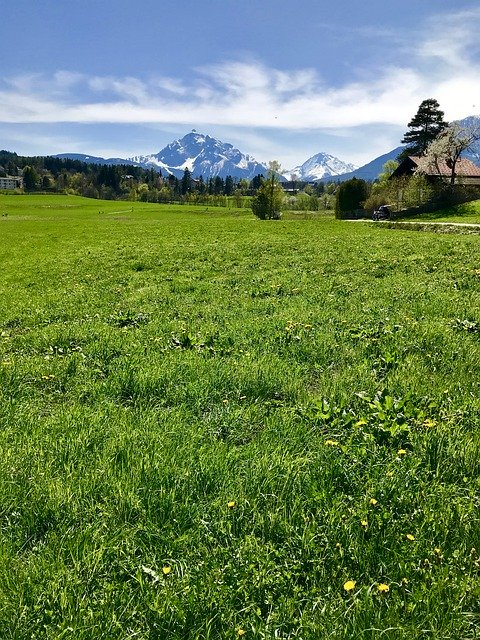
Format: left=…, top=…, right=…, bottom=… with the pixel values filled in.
left=401, top=98, right=448, bottom=156
left=181, top=167, right=192, bottom=194
left=224, top=175, right=234, bottom=196
left=335, top=177, right=369, bottom=219
left=23, top=166, right=38, bottom=191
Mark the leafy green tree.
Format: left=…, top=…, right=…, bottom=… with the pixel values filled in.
left=376, top=159, right=399, bottom=185
left=251, top=161, right=284, bottom=220
left=401, top=98, right=448, bottom=156
left=335, top=178, right=369, bottom=219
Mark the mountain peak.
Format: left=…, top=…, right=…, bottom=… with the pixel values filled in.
left=128, top=132, right=269, bottom=179
left=289, top=152, right=357, bottom=181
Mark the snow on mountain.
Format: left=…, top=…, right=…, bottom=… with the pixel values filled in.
left=128, top=132, right=269, bottom=179
left=51, top=115, right=479, bottom=184
left=53, top=153, right=145, bottom=167
left=288, top=152, right=357, bottom=181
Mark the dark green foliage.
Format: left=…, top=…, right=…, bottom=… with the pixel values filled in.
left=251, top=175, right=284, bottom=219
left=335, top=177, right=370, bottom=218
left=22, top=165, right=38, bottom=190
left=401, top=98, right=448, bottom=156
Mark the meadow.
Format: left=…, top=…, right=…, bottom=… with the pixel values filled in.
left=1, top=194, right=480, bottom=639
left=401, top=198, right=480, bottom=224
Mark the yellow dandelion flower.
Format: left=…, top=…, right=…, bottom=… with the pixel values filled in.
left=397, top=449, right=407, bottom=456
left=162, top=565, right=171, bottom=575
left=343, top=580, right=356, bottom=592
left=423, top=419, right=437, bottom=428
left=434, top=547, right=441, bottom=555
left=369, top=498, right=378, bottom=506
left=325, top=439, right=339, bottom=446
left=228, top=500, right=236, bottom=509
left=361, top=519, right=368, bottom=528
left=355, top=418, right=367, bottom=427
left=406, top=533, right=415, bottom=541
left=237, top=629, right=246, bottom=637
left=377, top=583, right=390, bottom=593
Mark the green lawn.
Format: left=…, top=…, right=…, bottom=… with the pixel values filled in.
left=1, top=195, right=480, bottom=639
left=398, top=198, right=480, bottom=223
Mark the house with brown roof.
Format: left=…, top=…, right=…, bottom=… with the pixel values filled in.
left=391, top=155, right=480, bottom=186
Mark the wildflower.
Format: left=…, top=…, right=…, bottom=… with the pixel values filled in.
left=361, top=519, right=368, bottom=528
left=162, top=566, right=171, bottom=575
left=377, top=583, right=390, bottom=593
left=406, top=534, right=415, bottom=541
left=397, top=449, right=407, bottom=456
left=228, top=500, right=236, bottom=509
left=355, top=418, right=367, bottom=427
left=325, top=439, right=339, bottom=446
left=423, top=418, right=437, bottom=428
left=237, top=630, right=246, bottom=637
left=369, top=498, right=378, bottom=506
left=434, top=547, right=441, bottom=556
left=386, top=471, right=394, bottom=477
left=343, top=580, right=356, bottom=592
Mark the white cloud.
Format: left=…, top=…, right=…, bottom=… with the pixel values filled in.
left=1, top=7, right=479, bottom=164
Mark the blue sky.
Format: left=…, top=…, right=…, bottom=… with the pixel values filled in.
left=1, top=0, right=480, bottom=168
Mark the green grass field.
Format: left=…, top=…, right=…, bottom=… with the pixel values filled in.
left=1, top=194, right=480, bottom=639
left=400, top=198, right=480, bottom=224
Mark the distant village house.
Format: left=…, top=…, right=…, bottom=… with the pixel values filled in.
left=391, top=156, right=480, bottom=186
left=0, top=175, right=23, bottom=190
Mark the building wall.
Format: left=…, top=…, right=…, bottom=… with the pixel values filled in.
left=0, top=176, right=23, bottom=190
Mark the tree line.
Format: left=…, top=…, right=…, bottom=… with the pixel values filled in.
left=0, top=150, right=331, bottom=210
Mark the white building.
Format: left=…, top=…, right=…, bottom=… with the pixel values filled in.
left=0, top=175, right=23, bottom=190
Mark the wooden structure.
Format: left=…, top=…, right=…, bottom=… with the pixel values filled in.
left=391, top=155, right=480, bottom=186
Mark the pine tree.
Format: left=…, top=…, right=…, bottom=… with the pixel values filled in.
left=401, top=99, right=448, bottom=156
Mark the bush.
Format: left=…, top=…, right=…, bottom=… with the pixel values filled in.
left=251, top=178, right=284, bottom=220
left=335, top=178, right=370, bottom=219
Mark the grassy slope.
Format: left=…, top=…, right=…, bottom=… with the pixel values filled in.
left=398, top=198, right=480, bottom=223
left=1, top=195, right=480, bottom=639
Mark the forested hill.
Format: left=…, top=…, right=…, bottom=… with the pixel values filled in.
left=0, top=150, right=265, bottom=202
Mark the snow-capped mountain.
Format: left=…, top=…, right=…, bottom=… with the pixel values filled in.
left=128, top=132, right=269, bottom=179
left=53, top=153, right=145, bottom=167
left=324, top=146, right=406, bottom=183
left=288, top=152, right=357, bottom=181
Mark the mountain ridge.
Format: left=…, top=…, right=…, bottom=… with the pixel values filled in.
left=51, top=115, right=480, bottom=183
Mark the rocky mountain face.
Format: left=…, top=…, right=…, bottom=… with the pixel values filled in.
left=288, top=152, right=357, bottom=181
left=128, top=132, right=269, bottom=179
left=52, top=115, right=479, bottom=183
